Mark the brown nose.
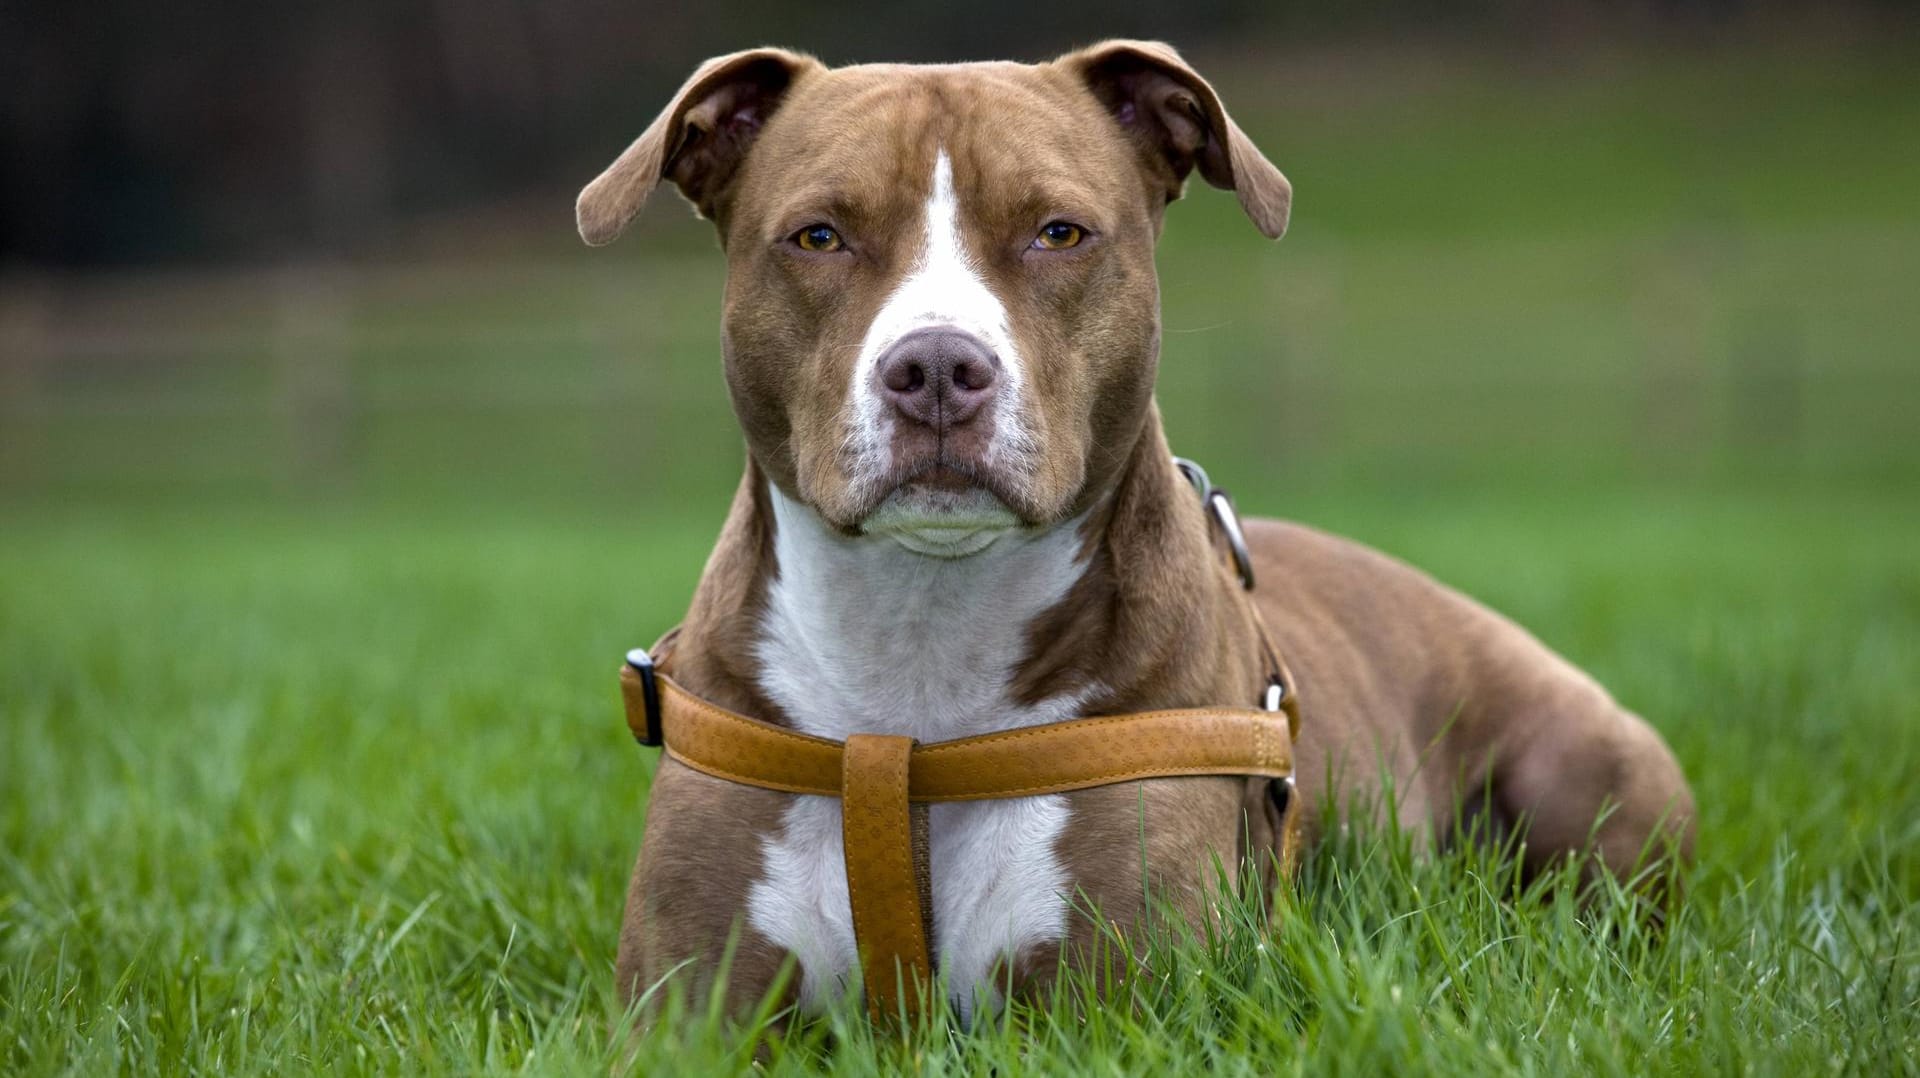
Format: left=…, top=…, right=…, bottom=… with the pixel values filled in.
left=876, top=327, right=1000, bottom=428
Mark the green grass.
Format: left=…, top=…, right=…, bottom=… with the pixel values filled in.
left=4, top=489, right=1916, bottom=1074
left=5, top=36, right=1920, bottom=1076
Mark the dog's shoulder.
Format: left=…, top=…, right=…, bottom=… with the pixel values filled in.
left=1244, top=517, right=1467, bottom=621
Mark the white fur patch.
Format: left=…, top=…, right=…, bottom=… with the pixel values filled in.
left=745, top=487, right=1090, bottom=1018
left=844, top=150, right=1038, bottom=502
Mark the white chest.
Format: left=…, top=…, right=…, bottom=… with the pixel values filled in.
left=743, top=489, right=1090, bottom=1017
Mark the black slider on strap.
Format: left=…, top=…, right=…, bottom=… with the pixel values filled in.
left=624, top=647, right=664, bottom=747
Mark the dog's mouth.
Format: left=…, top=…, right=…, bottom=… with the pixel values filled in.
left=857, top=463, right=1027, bottom=557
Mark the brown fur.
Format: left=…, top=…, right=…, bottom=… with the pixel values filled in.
left=585, top=40, right=1695, bottom=1020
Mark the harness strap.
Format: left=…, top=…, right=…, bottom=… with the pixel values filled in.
left=617, top=662, right=1296, bottom=1022
left=618, top=666, right=1297, bottom=800
left=841, top=734, right=933, bottom=1025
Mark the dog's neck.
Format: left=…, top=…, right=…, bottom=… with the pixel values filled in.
left=755, top=483, right=1092, bottom=742
left=671, top=411, right=1268, bottom=734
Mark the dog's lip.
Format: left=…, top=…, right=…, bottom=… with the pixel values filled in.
left=913, top=464, right=977, bottom=492
left=859, top=481, right=1023, bottom=557
left=862, top=459, right=1035, bottom=522
left=845, top=455, right=1050, bottom=542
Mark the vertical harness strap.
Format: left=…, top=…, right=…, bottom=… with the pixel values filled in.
left=841, top=734, right=933, bottom=1025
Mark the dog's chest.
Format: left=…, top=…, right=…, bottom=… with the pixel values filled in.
left=743, top=491, right=1089, bottom=1016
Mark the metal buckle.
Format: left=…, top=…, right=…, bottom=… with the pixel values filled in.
left=625, top=647, right=664, bottom=747
left=1173, top=456, right=1256, bottom=591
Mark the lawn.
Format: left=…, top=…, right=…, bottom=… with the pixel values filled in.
left=4, top=37, right=1918, bottom=1076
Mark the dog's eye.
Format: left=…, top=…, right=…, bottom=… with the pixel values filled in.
left=1032, top=221, right=1085, bottom=250
left=793, top=224, right=844, bottom=252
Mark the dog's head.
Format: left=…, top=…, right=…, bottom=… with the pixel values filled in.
left=579, top=41, right=1288, bottom=556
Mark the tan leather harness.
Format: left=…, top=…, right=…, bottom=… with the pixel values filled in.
left=617, top=459, right=1302, bottom=1025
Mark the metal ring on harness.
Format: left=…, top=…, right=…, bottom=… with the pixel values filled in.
left=1173, top=457, right=1256, bottom=591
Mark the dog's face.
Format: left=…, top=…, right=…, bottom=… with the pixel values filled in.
left=579, top=42, right=1288, bottom=555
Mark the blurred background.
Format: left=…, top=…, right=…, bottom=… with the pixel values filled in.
left=4, top=1, right=1916, bottom=513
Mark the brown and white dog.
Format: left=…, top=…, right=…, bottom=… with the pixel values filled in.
left=577, top=41, right=1695, bottom=1022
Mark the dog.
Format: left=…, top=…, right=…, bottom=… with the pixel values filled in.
left=576, top=40, right=1696, bottom=1022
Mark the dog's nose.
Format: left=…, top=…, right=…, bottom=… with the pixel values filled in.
left=876, top=328, right=1000, bottom=428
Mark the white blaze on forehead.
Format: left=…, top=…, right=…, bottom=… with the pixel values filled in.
left=866, top=151, right=1020, bottom=367
left=846, top=150, right=1034, bottom=492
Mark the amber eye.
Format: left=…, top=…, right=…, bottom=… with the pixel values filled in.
left=1033, top=221, right=1085, bottom=250
left=794, top=224, right=844, bottom=252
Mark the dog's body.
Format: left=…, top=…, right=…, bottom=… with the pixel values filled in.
left=579, top=42, right=1695, bottom=1020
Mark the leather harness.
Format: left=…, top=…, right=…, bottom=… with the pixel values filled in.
left=617, top=458, right=1303, bottom=1025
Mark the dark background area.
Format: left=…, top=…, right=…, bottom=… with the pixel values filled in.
left=4, top=1, right=1908, bottom=267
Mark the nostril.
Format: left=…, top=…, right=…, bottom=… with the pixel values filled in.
left=884, top=359, right=925, bottom=395
left=951, top=361, right=995, bottom=394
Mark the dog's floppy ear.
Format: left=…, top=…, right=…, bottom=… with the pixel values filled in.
left=576, top=47, right=820, bottom=245
left=1061, top=40, right=1291, bottom=239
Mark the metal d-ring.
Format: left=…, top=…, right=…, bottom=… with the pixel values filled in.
left=1206, top=487, right=1256, bottom=591
left=1172, top=456, right=1257, bottom=591
left=1174, top=457, right=1211, bottom=500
